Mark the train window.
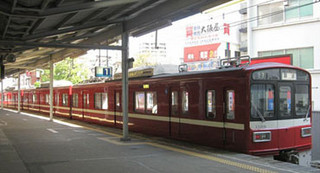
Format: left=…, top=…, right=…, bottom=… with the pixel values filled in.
left=73, top=94, right=78, bottom=108
left=251, top=84, right=275, bottom=120
left=33, top=94, right=37, bottom=103
left=279, top=86, right=292, bottom=117
left=116, top=92, right=120, bottom=108
left=94, top=93, right=102, bottom=109
left=295, top=85, right=309, bottom=117
left=226, top=90, right=235, bottom=120
left=146, top=92, right=157, bottom=114
left=182, top=91, right=189, bottom=114
left=135, top=92, right=145, bottom=113
left=45, top=94, right=49, bottom=104
left=62, top=94, right=68, bottom=106
left=83, top=94, right=89, bottom=108
left=171, top=91, right=178, bottom=115
left=94, top=93, right=108, bottom=109
left=55, top=93, right=59, bottom=106
left=102, top=93, right=108, bottom=109
left=206, top=90, right=216, bottom=119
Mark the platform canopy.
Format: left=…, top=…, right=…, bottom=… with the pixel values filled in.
left=0, top=0, right=229, bottom=76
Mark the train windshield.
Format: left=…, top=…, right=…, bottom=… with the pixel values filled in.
left=250, top=68, right=310, bottom=121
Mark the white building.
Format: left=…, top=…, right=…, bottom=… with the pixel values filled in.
left=203, top=0, right=320, bottom=110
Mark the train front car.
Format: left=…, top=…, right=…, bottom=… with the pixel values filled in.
left=246, top=63, right=312, bottom=165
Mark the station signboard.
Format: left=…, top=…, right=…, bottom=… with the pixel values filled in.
left=95, top=67, right=112, bottom=77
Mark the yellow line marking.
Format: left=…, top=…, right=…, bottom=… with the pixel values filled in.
left=147, top=143, right=277, bottom=173
left=77, top=121, right=276, bottom=173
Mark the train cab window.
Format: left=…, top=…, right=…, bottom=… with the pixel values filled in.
left=135, top=92, right=145, bottom=113
left=206, top=90, right=216, bottom=119
left=171, top=91, right=178, bottom=115
left=73, top=94, right=79, bottom=108
left=295, top=85, right=310, bottom=117
left=182, top=91, right=189, bottom=114
left=146, top=92, right=157, bottom=114
left=226, top=90, right=235, bottom=120
left=251, top=85, right=275, bottom=120
left=62, top=94, right=68, bottom=106
left=279, top=86, right=292, bottom=117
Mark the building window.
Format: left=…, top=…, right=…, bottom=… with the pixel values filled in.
left=200, top=51, right=208, bottom=60
left=62, top=94, right=68, bottom=106
left=182, top=91, right=189, bottom=114
left=258, top=2, right=283, bottom=25
left=285, top=0, right=313, bottom=20
left=188, top=54, right=194, bottom=60
left=258, top=47, right=314, bottom=69
left=73, top=94, right=78, bottom=108
left=206, top=90, right=216, bottom=119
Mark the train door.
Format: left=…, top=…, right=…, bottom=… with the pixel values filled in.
left=168, top=86, right=180, bottom=137
left=82, top=90, right=90, bottom=119
left=277, top=83, right=295, bottom=149
left=223, top=88, right=236, bottom=147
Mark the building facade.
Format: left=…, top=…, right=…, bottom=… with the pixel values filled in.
left=191, top=0, right=320, bottom=110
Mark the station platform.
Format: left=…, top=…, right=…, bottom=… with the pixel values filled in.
left=1, top=109, right=319, bottom=173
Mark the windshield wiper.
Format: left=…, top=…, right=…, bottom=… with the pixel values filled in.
left=252, top=103, right=266, bottom=122
left=304, top=105, right=311, bottom=121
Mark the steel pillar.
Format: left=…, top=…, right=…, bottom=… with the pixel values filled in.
left=18, top=73, right=20, bottom=113
left=49, top=56, right=54, bottom=122
left=121, top=26, right=130, bottom=141
left=1, top=80, right=3, bottom=109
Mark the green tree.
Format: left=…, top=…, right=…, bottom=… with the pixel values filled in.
left=41, top=57, right=89, bottom=84
left=133, top=53, right=157, bottom=68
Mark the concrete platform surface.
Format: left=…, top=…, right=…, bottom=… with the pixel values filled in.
left=0, top=109, right=319, bottom=173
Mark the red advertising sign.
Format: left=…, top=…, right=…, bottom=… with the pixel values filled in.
left=243, top=54, right=292, bottom=65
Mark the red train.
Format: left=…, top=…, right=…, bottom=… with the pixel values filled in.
left=1, top=61, right=312, bottom=163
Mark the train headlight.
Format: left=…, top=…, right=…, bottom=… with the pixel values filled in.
left=253, top=131, right=271, bottom=143
left=301, top=127, right=311, bottom=137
